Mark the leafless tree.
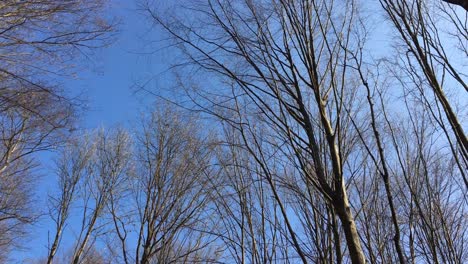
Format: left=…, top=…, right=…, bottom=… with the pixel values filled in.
left=379, top=0, right=467, bottom=186
left=132, top=107, right=216, bottom=264
left=0, top=0, right=114, bottom=137
left=96, top=106, right=219, bottom=264
left=18, top=0, right=466, bottom=263
left=47, top=135, right=95, bottom=264
left=45, top=129, right=131, bottom=264
left=0, top=0, right=114, bottom=84
left=0, top=0, right=114, bottom=259
left=141, top=0, right=467, bottom=264
left=70, top=128, right=131, bottom=264
left=212, top=124, right=291, bottom=263
left=144, top=0, right=369, bottom=262
left=0, top=84, right=73, bottom=259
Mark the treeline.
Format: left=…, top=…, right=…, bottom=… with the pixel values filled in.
left=0, top=0, right=467, bottom=264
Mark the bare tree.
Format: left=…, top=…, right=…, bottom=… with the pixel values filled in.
left=132, top=107, right=215, bottom=264
left=0, top=85, right=73, bottom=259
left=0, top=0, right=114, bottom=134
left=21, top=0, right=466, bottom=263
left=145, top=0, right=368, bottom=262
left=0, top=0, right=114, bottom=84
left=70, top=128, right=131, bottom=264
left=0, top=0, right=114, bottom=259
left=212, top=125, right=290, bottom=263
left=46, top=135, right=95, bottom=264
left=45, top=129, right=131, bottom=264
left=141, top=0, right=467, bottom=264
left=379, top=0, right=467, bottom=186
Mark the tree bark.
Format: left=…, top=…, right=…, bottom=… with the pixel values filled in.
left=335, top=189, right=367, bottom=264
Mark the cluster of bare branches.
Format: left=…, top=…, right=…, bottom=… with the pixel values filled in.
left=0, top=0, right=465, bottom=263
left=0, top=0, right=114, bottom=261
left=45, top=106, right=220, bottom=264
left=127, top=0, right=465, bottom=263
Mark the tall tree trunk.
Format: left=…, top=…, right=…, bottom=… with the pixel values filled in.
left=335, top=188, right=367, bottom=264
left=47, top=228, right=63, bottom=264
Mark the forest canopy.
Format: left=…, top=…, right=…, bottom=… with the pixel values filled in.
left=0, top=0, right=466, bottom=263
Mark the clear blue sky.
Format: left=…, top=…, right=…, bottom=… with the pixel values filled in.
left=79, top=1, right=155, bottom=129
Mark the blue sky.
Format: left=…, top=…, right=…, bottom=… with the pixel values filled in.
left=79, top=0, right=153, bottom=129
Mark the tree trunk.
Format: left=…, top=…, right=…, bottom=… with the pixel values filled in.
left=335, top=189, right=367, bottom=264
left=47, top=228, right=63, bottom=264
